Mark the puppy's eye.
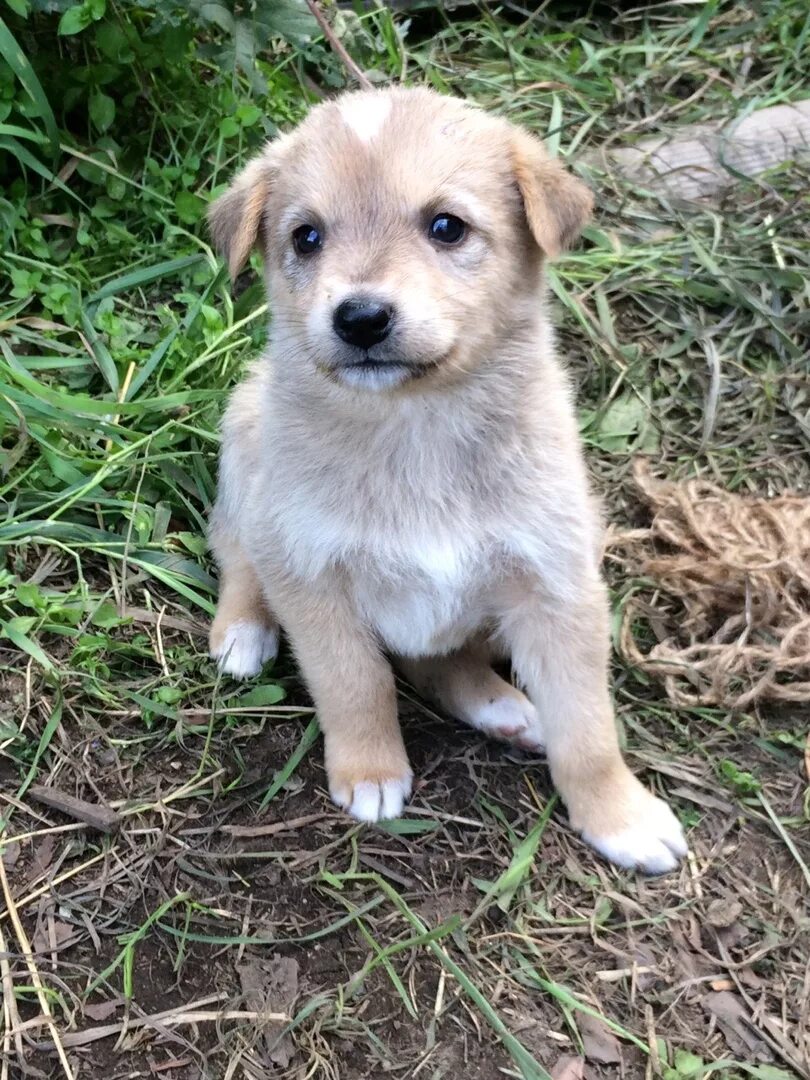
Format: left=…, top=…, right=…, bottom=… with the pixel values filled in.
left=429, top=214, right=466, bottom=245
left=293, top=224, right=322, bottom=255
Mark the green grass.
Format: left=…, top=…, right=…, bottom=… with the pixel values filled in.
left=0, top=2, right=808, bottom=1078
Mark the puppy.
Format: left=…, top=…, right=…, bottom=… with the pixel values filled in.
left=207, top=86, right=687, bottom=873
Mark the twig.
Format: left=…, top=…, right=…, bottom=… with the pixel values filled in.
left=0, top=922, right=25, bottom=1076
left=305, top=0, right=372, bottom=89
left=31, top=1003, right=290, bottom=1051
left=0, top=858, right=76, bottom=1079
left=28, top=785, right=120, bottom=835
left=218, top=812, right=325, bottom=838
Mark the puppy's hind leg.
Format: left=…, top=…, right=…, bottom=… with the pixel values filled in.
left=209, top=534, right=279, bottom=679
left=396, top=644, right=544, bottom=751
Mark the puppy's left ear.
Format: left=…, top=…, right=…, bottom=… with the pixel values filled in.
left=510, top=130, right=593, bottom=259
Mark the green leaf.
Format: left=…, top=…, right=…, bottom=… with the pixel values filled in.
left=377, top=819, right=440, bottom=835
left=4, top=0, right=30, bottom=16
left=89, top=89, right=115, bottom=133
left=235, top=104, right=262, bottom=127
left=174, top=532, right=208, bottom=556
left=90, top=601, right=122, bottom=628
left=1, top=617, right=54, bottom=670
left=257, top=0, right=318, bottom=45
left=174, top=190, right=205, bottom=224
left=745, top=1067, right=798, bottom=1080
left=468, top=797, right=557, bottom=920
left=86, top=255, right=204, bottom=306
left=671, top=1049, right=705, bottom=1077
left=15, top=581, right=43, bottom=610
left=586, top=391, right=649, bottom=454
left=194, top=2, right=234, bottom=34
left=58, top=4, right=93, bottom=35
left=157, top=686, right=183, bottom=704
left=17, top=693, right=63, bottom=799
left=234, top=684, right=286, bottom=708
left=719, top=759, right=761, bottom=795
left=259, top=718, right=320, bottom=809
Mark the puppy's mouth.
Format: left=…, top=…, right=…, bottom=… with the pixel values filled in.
left=328, top=350, right=441, bottom=387
left=346, top=354, right=437, bottom=376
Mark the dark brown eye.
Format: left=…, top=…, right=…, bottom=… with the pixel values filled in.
left=429, top=214, right=465, bottom=244
left=293, top=224, right=322, bottom=254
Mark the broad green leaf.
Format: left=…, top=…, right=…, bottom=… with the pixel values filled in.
left=671, top=1049, right=705, bottom=1077
left=174, top=190, right=205, bottom=224
left=234, top=684, right=286, bottom=708
left=89, top=89, right=115, bottom=133
left=58, top=4, right=93, bottom=35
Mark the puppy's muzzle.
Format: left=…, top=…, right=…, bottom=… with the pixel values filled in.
left=333, top=297, right=394, bottom=349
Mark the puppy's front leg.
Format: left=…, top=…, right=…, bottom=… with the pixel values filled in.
left=272, top=577, right=412, bottom=823
left=503, top=578, right=687, bottom=873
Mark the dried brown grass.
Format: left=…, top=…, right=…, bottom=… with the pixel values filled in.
left=611, top=459, right=810, bottom=709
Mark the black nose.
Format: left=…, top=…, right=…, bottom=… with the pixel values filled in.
left=333, top=297, right=394, bottom=349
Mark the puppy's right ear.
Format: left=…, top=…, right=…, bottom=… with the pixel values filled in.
left=208, top=151, right=275, bottom=281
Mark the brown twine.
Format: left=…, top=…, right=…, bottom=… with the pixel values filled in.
left=607, top=459, right=810, bottom=709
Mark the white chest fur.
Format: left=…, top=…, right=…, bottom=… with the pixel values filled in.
left=246, top=379, right=593, bottom=658
left=265, top=486, right=491, bottom=656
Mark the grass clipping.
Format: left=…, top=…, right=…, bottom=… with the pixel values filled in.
left=610, top=460, right=810, bottom=709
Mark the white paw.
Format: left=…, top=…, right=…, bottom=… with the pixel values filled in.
left=211, top=620, right=279, bottom=680
left=582, top=797, right=688, bottom=874
left=330, top=774, right=413, bottom=823
left=467, top=695, right=545, bottom=751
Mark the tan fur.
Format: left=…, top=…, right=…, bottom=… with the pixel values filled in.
left=206, top=87, right=687, bottom=870
left=208, top=535, right=276, bottom=654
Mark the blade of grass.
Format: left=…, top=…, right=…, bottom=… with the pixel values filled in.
left=0, top=16, right=59, bottom=155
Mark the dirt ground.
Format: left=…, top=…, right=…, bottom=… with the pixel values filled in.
left=2, top=647, right=809, bottom=1078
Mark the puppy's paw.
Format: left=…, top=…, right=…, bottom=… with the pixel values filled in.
left=467, top=693, right=545, bottom=751
left=330, top=772, right=413, bottom=823
left=581, top=787, right=687, bottom=875
left=210, top=619, right=279, bottom=680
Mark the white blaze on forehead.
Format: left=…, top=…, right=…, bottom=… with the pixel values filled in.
left=339, top=93, right=392, bottom=143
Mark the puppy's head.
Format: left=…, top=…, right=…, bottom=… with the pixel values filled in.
left=210, top=87, right=591, bottom=391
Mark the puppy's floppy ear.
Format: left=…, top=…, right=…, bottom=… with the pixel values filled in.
left=208, top=151, right=275, bottom=281
left=510, top=130, right=593, bottom=259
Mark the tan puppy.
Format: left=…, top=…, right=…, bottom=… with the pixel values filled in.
left=207, top=86, right=687, bottom=873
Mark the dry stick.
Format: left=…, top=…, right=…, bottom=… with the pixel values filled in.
left=27, top=785, right=120, bottom=835
left=0, top=922, right=25, bottom=1077
left=0, top=859, right=76, bottom=1080
left=31, top=1004, right=290, bottom=1051
left=304, top=0, right=372, bottom=89
left=217, top=812, right=325, bottom=838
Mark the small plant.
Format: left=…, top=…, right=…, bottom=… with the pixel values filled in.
left=718, top=759, right=762, bottom=797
